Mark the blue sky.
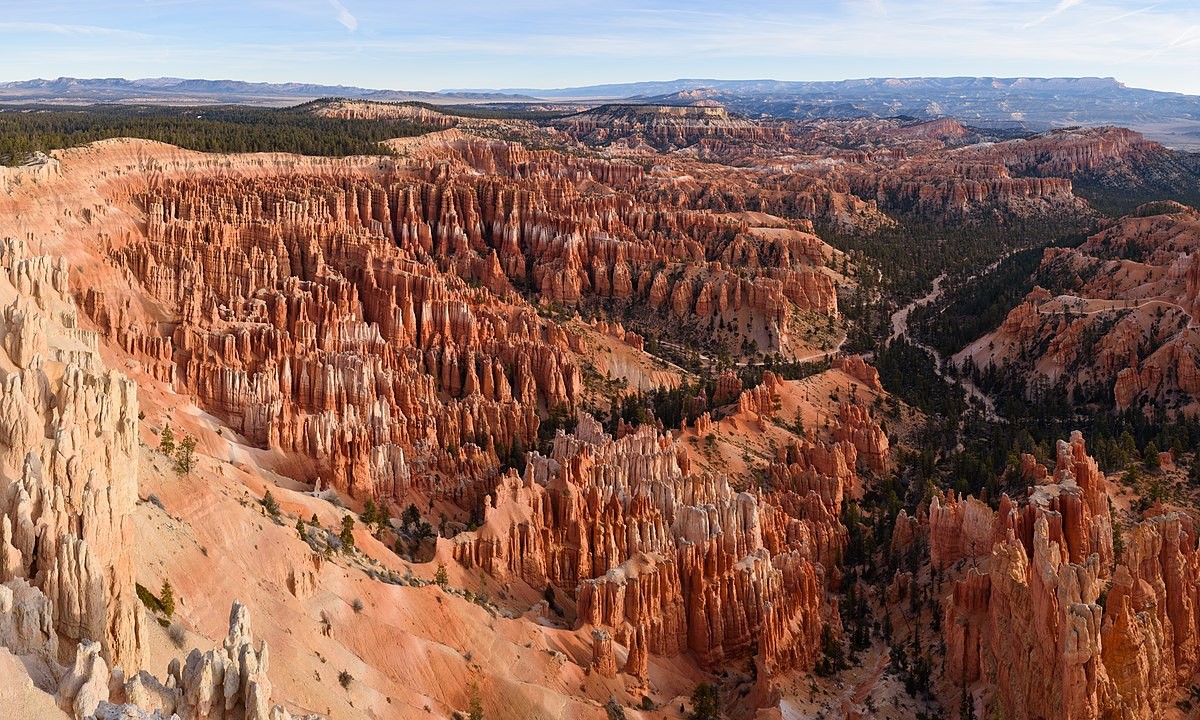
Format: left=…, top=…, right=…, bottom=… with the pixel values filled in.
left=0, top=1, right=1198, bottom=94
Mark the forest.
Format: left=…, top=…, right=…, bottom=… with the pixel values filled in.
left=0, top=103, right=442, bottom=163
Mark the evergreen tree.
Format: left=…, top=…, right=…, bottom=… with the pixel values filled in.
left=262, top=490, right=280, bottom=517
left=160, top=580, right=176, bottom=618
left=159, top=425, right=175, bottom=456
left=174, top=435, right=198, bottom=475
left=1144, top=441, right=1161, bottom=471
left=339, top=516, right=356, bottom=553
left=468, top=681, right=485, bottom=720
left=689, top=682, right=721, bottom=720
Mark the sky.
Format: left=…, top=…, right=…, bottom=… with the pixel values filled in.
left=0, top=0, right=1198, bottom=94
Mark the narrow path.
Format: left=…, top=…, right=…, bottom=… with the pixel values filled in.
left=887, top=253, right=1018, bottom=421
left=1036, top=295, right=1198, bottom=329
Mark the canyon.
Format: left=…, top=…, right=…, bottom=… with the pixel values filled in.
left=0, top=97, right=1197, bottom=720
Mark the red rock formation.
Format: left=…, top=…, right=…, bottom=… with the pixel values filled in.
left=932, top=432, right=1200, bottom=718
left=961, top=205, right=1200, bottom=413
left=832, top=403, right=889, bottom=473
left=833, top=354, right=882, bottom=391
left=453, top=412, right=845, bottom=678
left=0, top=240, right=143, bottom=670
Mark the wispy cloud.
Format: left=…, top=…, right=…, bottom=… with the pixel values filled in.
left=1024, top=0, right=1087, bottom=29
left=0, top=21, right=154, bottom=40
left=327, top=0, right=357, bottom=32
left=0, top=1, right=1197, bottom=95
left=1094, top=4, right=1156, bottom=24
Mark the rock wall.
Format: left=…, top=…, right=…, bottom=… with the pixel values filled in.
left=934, top=432, right=1200, bottom=718
left=57, top=601, right=320, bottom=720
left=453, top=412, right=854, bottom=678
left=958, top=205, right=1200, bottom=414
left=0, top=238, right=143, bottom=670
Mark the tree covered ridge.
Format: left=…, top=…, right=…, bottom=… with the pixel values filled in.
left=0, top=103, right=445, bottom=163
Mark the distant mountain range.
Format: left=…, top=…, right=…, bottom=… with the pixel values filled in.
left=2, top=75, right=1198, bottom=150
left=0, top=77, right=530, bottom=105
left=450, top=77, right=1200, bottom=150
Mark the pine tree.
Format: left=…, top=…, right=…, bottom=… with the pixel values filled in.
left=689, top=682, right=721, bottom=720
left=296, top=517, right=306, bottom=541
left=262, top=490, right=280, bottom=517
left=174, top=434, right=198, bottom=475
left=159, top=425, right=175, bottom=456
left=1144, top=441, right=1161, bottom=472
left=160, top=580, right=176, bottom=618
left=339, top=516, right=355, bottom=553
left=434, top=563, right=449, bottom=589
left=468, top=682, right=485, bottom=720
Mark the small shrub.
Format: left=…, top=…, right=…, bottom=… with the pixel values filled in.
left=338, top=670, right=353, bottom=689
left=167, top=622, right=186, bottom=649
left=262, top=490, right=281, bottom=517
left=435, top=563, right=449, bottom=589
left=136, top=583, right=165, bottom=614
left=146, top=493, right=165, bottom=511
left=605, top=698, right=626, bottom=720
left=296, top=517, right=306, bottom=541
left=351, top=597, right=364, bottom=613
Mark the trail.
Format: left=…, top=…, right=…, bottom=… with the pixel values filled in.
left=1036, top=295, right=1198, bottom=329
left=887, top=253, right=1018, bottom=420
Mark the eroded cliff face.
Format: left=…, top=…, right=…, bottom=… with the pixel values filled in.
left=453, top=411, right=839, bottom=680
left=0, top=235, right=314, bottom=718
left=931, top=431, right=1200, bottom=719
left=960, top=204, right=1200, bottom=414
left=0, top=238, right=143, bottom=671
left=0, top=117, right=1163, bottom=718
left=55, top=136, right=848, bottom=510
left=448, top=367, right=893, bottom=685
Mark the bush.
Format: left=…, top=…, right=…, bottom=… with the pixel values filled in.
left=352, top=597, right=364, bottom=613
left=136, top=583, right=164, bottom=614
left=262, top=490, right=280, bottom=517
left=435, top=563, right=449, bottom=589
left=605, top=698, right=626, bottom=720
left=338, top=670, right=353, bottom=689
left=167, top=622, right=186, bottom=649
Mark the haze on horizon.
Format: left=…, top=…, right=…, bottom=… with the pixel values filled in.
left=1, top=0, right=1198, bottom=96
